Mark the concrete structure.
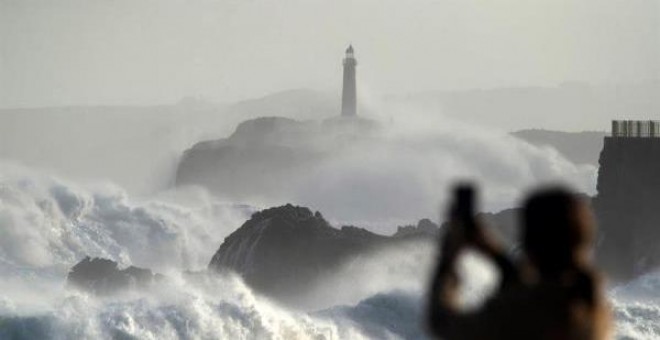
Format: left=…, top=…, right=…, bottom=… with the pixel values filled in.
left=611, top=120, right=660, bottom=138
left=596, top=120, right=660, bottom=279
left=341, top=45, right=357, bottom=117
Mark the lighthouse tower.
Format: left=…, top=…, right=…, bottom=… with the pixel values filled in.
left=341, top=45, right=357, bottom=117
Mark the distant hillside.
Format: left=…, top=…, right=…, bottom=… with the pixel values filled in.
left=226, top=89, right=339, bottom=121
left=0, top=89, right=338, bottom=194
left=5, top=84, right=646, bottom=194
left=511, top=129, right=606, bottom=166
left=389, top=81, right=660, bottom=131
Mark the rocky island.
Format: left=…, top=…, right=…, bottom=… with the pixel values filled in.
left=208, top=204, right=437, bottom=306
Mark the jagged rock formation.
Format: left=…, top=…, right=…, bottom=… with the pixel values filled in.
left=594, top=137, right=660, bottom=280
left=67, top=257, right=160, bottom=295
left=393, top=218, right=439, bottom=238
left=208, top=204, right=436, bottom=305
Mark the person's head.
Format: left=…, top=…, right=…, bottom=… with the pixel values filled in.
left=521, top=187, right=595, bottom=277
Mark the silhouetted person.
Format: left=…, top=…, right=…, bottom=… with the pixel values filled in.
left=428, top=186, right=612, bottom=340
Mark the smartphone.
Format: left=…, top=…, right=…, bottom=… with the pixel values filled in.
left=453, top=184, right=475, bottom=226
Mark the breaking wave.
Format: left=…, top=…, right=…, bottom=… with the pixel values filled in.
left=0, top=162, right=657, bottom=339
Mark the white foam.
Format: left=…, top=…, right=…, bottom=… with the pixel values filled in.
left=0, top=162, right=655, bottom=339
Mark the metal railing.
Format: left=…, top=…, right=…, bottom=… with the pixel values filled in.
left=611, top=120, right=660, bottom=138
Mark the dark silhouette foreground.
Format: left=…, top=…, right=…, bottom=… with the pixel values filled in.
left=428, top=186, right=612, bottom=340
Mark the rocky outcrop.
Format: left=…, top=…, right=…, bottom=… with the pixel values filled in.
left=393, top=218, right=439, bottom=238
left=176, top=117, right=319, bottom=200
left=207, top=203, right=529, bottom=307
left=67, top=257, right=160, bottom=295
left=208, top=204, right=388, bottom=302
left=594, top=137, right=660, bottom=280
left=175, top=116, right=380, bottom=201
left=208, top=204, right=440, bottom=305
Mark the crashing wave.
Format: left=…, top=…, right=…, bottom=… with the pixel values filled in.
left=0, top=163, right=658, bottom=339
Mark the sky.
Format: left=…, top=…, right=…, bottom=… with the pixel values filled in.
left=0, top=0, right=658, bottom=108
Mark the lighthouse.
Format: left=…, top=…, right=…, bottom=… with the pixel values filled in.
left=341, top=45, right=357, bottom=117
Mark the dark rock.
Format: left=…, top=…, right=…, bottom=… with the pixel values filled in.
left=67, top=257, right=159, bottom=295
left=208, top=203, right=535, bottom=307
left=393, top=218, right=440, bottom=238
left=208, top=204, right=388, bottom=305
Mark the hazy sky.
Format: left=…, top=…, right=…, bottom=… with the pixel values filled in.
left=1, top=0, right=658, bottom=108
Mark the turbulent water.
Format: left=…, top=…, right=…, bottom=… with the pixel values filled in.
left=0, top=163, right=657, bottom=339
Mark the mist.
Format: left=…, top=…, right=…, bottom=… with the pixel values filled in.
left=0, top=164, right=656, bottom=338
left=2, top=0, right=658, bottom=111
left=1, top=0, right=660, bottom=339
left=173, top=101, right=596, bottom=229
